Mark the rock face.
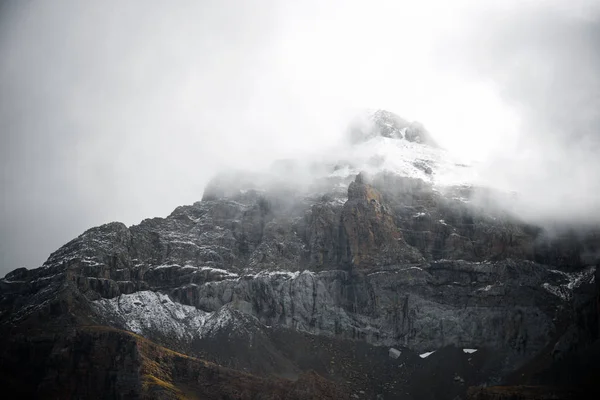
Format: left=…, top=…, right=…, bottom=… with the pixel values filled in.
left=1, top=110, right=599, bottom=398
left=340, top=174, right=424, bottom=269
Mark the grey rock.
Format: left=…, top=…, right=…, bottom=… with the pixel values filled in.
left=389, top=348, right=402, bottom=359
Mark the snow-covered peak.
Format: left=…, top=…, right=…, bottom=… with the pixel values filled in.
left=203, top=109, right=476, bottom=202
left=349, top=109, right=438, bottom=147
left=328, top=134, right=476, bottom=187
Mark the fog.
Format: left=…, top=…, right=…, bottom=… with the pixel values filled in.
left=442, top=2, right=600, bottom=225
left=1, top=0, right=599, bottom=274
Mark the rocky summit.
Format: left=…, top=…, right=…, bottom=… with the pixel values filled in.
left=1, top=110, right=599, bottom=399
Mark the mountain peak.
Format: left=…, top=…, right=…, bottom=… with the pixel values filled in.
left=348, top=109, right=438, bottom=147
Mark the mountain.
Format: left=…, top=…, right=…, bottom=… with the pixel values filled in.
left=1, top=110, right=598, bottom=399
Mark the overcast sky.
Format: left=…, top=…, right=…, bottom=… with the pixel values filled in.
left=1, top=0, right=599, bottom=275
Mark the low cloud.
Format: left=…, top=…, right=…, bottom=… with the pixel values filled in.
left=439, top=1, right=600, bottom=226
left=1, top=0, right=599, bottom=274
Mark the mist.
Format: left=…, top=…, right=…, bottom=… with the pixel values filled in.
left=1, top=0, right=599, bottom=275
left=441, top=1, right=600, bottom=226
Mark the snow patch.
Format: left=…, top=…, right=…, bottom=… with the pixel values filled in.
left=153, top=264, right=180, bottom=270
left=325, top=135, right=475, bottom=189
left=542, top=283, right=570, bottom=301
left=94, top=291, right=259, bottom=341
left=198, top=266, right=239, bottom=278
left=93, top=291, right=209, bottom=340
left=549, top=267, right=595, bottom=290
left=30, top=272, right=64, bottom=284
left=543, top=267, right=595, bottom=300
left=250, top=270, right=313, bottom=280
left=419, top=351, right=435, bottom=358
left=368, top=266, right=424, bottom=277
left=80, top=257, right=102, bottom=267
left=199, top=308, right=242, bottom=338
left=463, top=348, right=478, bottom=354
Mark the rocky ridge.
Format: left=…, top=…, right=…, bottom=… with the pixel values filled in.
left=1, top=110, right=599, bottom=399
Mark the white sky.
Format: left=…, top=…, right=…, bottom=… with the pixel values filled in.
left=1, top=0, right=599, bottom=272
left=260, top=0, right=523, bottom=161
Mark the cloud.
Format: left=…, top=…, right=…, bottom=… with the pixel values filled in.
left=1, top=0, right=599, bottom=274
left=0, top=0, right=354, bottom=273
left=438, top=1, right=600, bottom=225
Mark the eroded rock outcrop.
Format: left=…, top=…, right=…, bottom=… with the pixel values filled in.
left=340, top=174, right=424, bottom=269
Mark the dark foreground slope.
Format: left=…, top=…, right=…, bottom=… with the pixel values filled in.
left=0, top=326, right=344, bottom=399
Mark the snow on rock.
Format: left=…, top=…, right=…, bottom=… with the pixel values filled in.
left=549, top=267, right=596, bottom=290
left=199, top=307, right=237, bottom=338
left=198, top=266, right=239, bottom=279
left=327, top=136, right=476, bottom=188
left=93, top=291, right=209, bottom=340
left=542, top=266, right=596, bottom=301
left=542, top=283, right=570, bottom=301
left=251, top=270, right=301, bottom=280
left=91, top=268, right=343, bottom=343
left=197, top=305, right=255, bottom=339
left=149, top=264, right=240, bottom=279
left=93, top=291, right=261, bottom=341
left=463, top=349, right=478, bottom=354
left=419, top=351, right=435, bottom=359
left=30, top=272, right=64, bottom=284
left=153, top=264, right=180, bottom=270
left=248, top=269, right=317, bottom=281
